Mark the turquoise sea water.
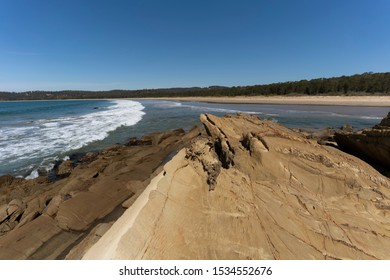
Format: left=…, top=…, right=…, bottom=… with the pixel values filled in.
left=0, top=99, right=388, bottom=178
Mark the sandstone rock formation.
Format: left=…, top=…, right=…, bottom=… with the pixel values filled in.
left=335, top=112, right=390, bottom=173
left=84, top=114, right=390, bottom=260
left=0, top=128, right=198, bottom=259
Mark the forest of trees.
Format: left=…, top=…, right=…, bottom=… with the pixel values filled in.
left=0, top=72, right=389, bottom=100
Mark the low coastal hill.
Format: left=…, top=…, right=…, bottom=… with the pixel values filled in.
left=0, top=72, right=389, bottom=100
left=84, top=113, right=390, bottom=260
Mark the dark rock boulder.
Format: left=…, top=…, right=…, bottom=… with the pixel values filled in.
left=374, top=112, right=390, bottom=129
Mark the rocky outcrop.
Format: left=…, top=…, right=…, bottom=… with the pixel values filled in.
left=376, top=112, right=390, bottom=128
left=335, top=112, right=390, bottom=172
left=0, top=128, right=199, bottom=259
left=84, top=113, right=390, bottom=260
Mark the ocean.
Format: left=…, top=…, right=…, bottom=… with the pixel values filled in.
left=0, top=99, right=388, bottom=179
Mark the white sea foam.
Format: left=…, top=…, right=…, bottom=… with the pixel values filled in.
left=329, top=112, right=382, bottom=119
left=360, top=116, right=382, bottom=120
left=154, top=101, right=274, bottom=116
left=153, top=101, right=183, bottom=108
left=187, top=105, right=262, bottom=115
left=25, top=169, right=39, bottom=180
left=0, top=100, right=145, bottom=177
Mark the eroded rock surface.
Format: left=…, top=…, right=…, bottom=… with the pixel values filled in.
left=85, top=114, right=390, bottom=260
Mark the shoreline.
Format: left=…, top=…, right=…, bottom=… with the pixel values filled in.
left=133, top=95, right=390, bottom=107
left=1, top=96, right=388, bottom=178
left=1, top=95, right=390, bottom=106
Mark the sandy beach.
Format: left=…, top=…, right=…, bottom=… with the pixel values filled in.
left=135, top=95, right=390, bottom=107
left=2, top=95, right=389, bottom=107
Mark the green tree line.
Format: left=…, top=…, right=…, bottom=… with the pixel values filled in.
left=1, top=72, right=389, bottom=100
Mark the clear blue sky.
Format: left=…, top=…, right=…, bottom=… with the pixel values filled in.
left=1, top=0, right=389, bottom=91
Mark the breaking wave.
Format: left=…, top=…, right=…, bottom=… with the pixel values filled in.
left=0, top=100, right=145, bottom=178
